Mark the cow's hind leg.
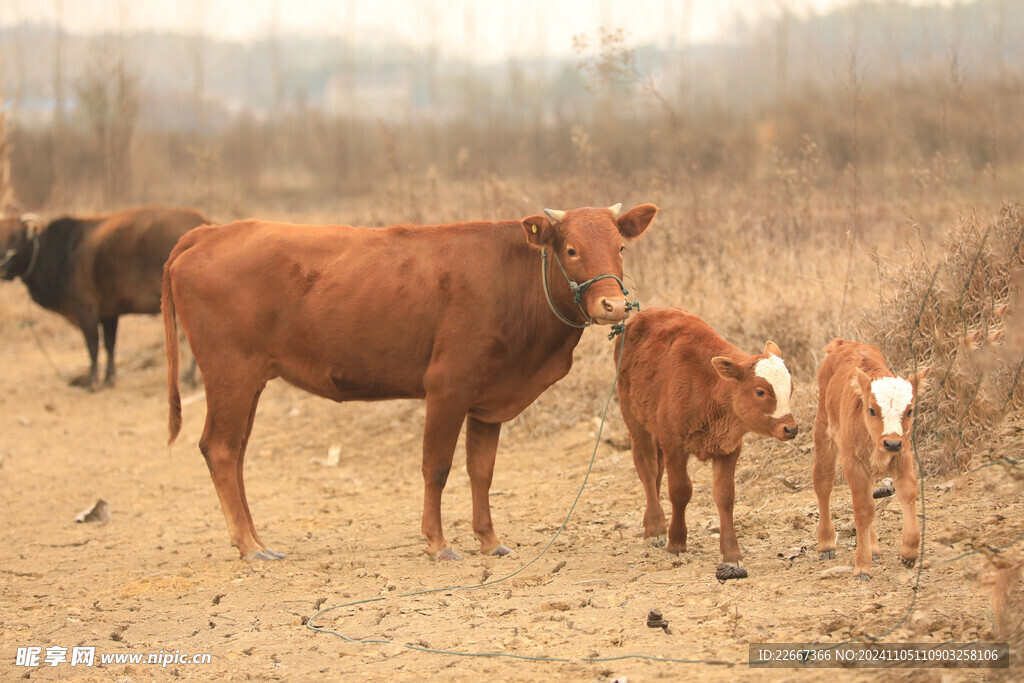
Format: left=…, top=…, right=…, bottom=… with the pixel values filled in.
left=200, top=380, right=276, bottom=561
left=236, top=387, right=283, bottom=559
left=70, top=317, right=101, bottom=390
left=101, top=317, right=118, bottom=386
left=421, top=394, right=468, bottom=560
left=621, top=395, right=666, bottom=545
left=466, top=416, right=511, bottom=557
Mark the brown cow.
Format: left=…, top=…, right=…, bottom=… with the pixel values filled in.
left=615, top=307, right=799, bottom=580
left=163, top=204, right=658, bottom=561
left=812, top=338, right=928, bottom=579
left=0, top=206, right=210, bottom=389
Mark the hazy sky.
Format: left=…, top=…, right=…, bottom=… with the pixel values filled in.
left=0, top=0, right=959, bottom=60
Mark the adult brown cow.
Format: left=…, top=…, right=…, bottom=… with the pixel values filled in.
left=163, top=204, right=657, bottom=561
left=1, top=206, right=210, bottom=389
left=615, top=307, right=799, bottom=580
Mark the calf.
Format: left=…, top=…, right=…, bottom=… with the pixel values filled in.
left=1, top=206, right=209, bottom=389
left=615, top=307, right=798, bottom=580
left=812, top=338, right=928, bottom=579
left=163, top=204, right=657, bottom=561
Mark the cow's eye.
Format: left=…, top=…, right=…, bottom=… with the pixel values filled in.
left=619, top=246, right=625, bottom=254
left=756, top=389, right=766, bottom=398
left=567, top=248, right=577, bottom=257
left=868, top=408, right=876, bottom=417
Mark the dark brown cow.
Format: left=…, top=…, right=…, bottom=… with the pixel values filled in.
left=1, top=206, right=210, bottom=389
left=615, top=307, right=799, bottom=580
left=813, top=338, right=928, bottom=579
left=163, top=204, right=658, bottom=561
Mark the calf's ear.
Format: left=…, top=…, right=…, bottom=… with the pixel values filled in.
left=522, top=214, right=555, bottom=248
left=910, top=367, right=930, bottom=396
left=764, top=340, right=782, bottom=358
left=616, top=203, right=658, bottom=240
left=712, top=356, right=746, bottom=381
left=850, top=368, right=872, bottom=403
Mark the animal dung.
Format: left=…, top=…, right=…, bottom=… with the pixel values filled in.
left=646, top=609, right=668, bottom=629
left=873, top=477, right=895, bottom=499
left=74, top=498, right=110, bottom=523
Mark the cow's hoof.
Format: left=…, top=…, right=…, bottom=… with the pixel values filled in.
left=487, top=545, right=514, bottom=557
left=820, top=550, right=836, bottom=560
left=853, top=572, right=871, bottom=581
left=648, top=535, right=667, bottom=548
left=901, top=555, right=917, bottom=568
left=715, top=563, right=748, bottom=581
left=245, top=549, right=283, bottom=562
left=263, top=548, right=286, bottom=560
left=872, top=552, right=880, bottom=561
left=433, top=547, right=463, bottom=561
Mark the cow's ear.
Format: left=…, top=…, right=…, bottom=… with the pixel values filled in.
left=616, top=203, right=658, bottom=240
left=910, top=367, right=930, bottom=396
left=712, top=356, right=746, bottom=382
left=764, top=340, right=782, bottom=358
left=851, top=368, right=872, bottom=402
left=522, top=214, right=555, bottom=248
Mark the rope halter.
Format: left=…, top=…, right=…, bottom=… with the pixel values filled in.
left=540, top=247, right=639, bottom=337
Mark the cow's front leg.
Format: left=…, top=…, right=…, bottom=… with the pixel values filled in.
left=466, top=416, right=512, bottom=556
left=713, top=447, right=747, bottom=580
left=421, top=395, right=468, bottom=560
left=70, top=316, right=101, bottom=390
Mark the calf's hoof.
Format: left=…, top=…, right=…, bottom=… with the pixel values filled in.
left=715, top=562, right=748, bottom=581
left=245, top=549, right=285, bottom=562
left=432, top=547, right=463, bottom=561
left=872, top=552, right=881, bottom=561
left=901, top=555, right=918, bottom=568
left=487, top=545, right=514, bottom=557
left=820, top=549, right=836, bottom=560
left=853, top=571, right=872, bottom=581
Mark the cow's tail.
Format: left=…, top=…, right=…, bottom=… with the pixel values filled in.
left=163, top=240, right=187, bottom=446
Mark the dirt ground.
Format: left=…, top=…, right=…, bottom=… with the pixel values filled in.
left=1, top=282, right=1021, bottom=682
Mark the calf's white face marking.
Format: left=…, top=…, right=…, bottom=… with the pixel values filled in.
left=870, top=376, right=914, bottom=435
left=754, top=355, right=792, bottom=418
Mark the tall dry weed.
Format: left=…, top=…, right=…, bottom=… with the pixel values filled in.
left=864, top=202, right=1024, bottom=473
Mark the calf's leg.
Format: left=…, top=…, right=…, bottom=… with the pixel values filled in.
left=630, top=423, right=667, bottom=545
left=663, top=441, right=692, bottom=555
left=844, top=456, right=876, bottom=579
left=466, top=416, right=511, bottom=556
left=812, top=419, right=839, bottom=559
left=892, top=450, right=920, bottom=567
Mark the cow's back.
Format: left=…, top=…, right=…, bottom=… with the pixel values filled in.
left=91, top=207, right=209, bottom=316
left=167, top=218, right=557, bottom=411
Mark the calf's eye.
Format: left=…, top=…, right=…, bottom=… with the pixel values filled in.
left=906, top=408, right=913, bottom=417
left=756, top=389, right=765, bottom=397
left=868, top=408, right=876, bottom=417
left=567, top=248, right=577, bottom=256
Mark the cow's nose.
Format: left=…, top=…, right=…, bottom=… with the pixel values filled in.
left=783, top=425, right=799, bottom=439
left=884, top=439, right=902, bottom=452
left=599, top=298, right=627, bottom=319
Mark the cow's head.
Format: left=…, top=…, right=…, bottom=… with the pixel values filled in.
left=0, top=214, right=42, bottom=280
left=851, top=368, right=929, bottom=455
left=522, top=203, right=657, bottom=325
left=711, top=341, right=799, bottom=441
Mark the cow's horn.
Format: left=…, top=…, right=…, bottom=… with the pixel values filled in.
left=608, top=203, right=622, bottom=218
left=543, top=209, right=565, bottom=224
left=21, top=213, right=42, bottom=238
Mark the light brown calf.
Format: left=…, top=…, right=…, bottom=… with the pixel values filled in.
left=813, top=338, right=929, bottom=579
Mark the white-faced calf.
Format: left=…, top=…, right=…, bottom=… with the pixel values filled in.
left=615, top=307, right=799, bottom=581
left=812, top=338, right=929, bottom=580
